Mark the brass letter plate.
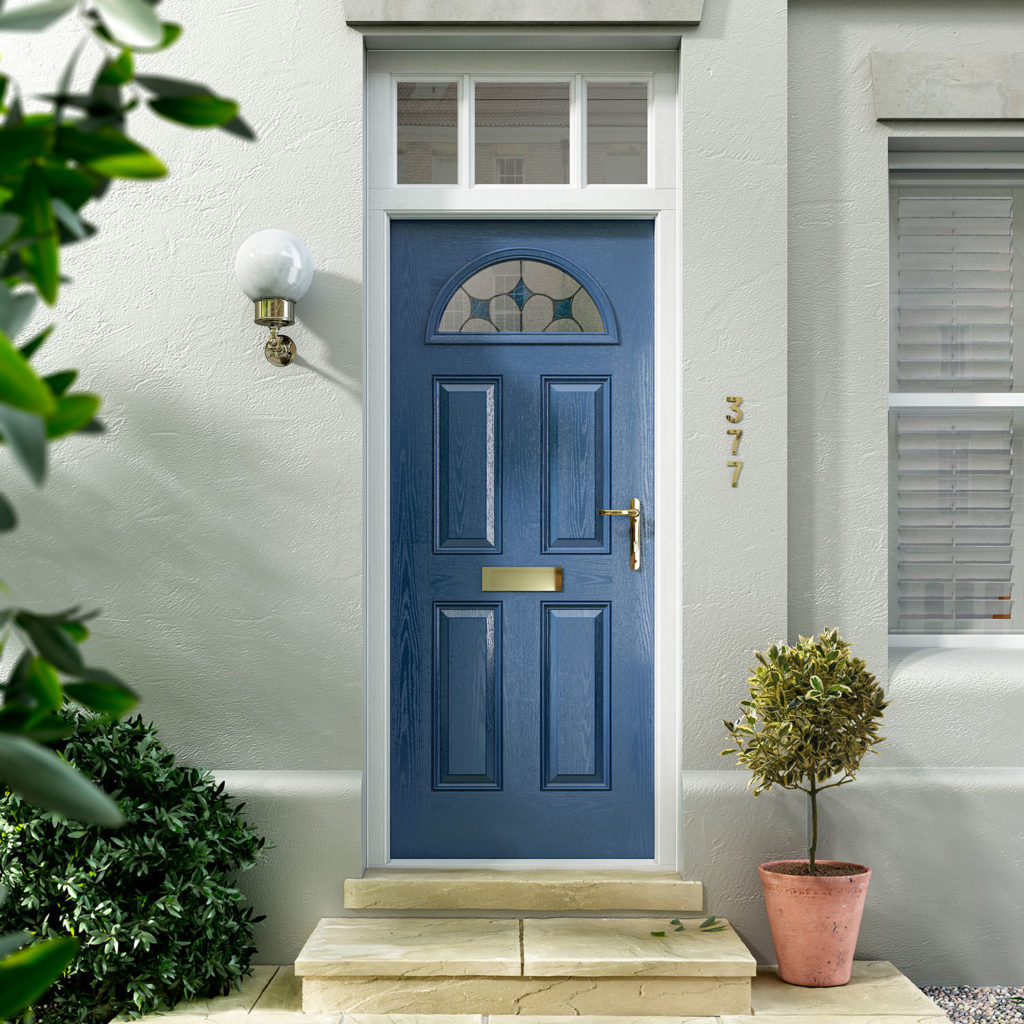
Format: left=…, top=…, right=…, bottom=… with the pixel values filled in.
left=481, top=566, right=563, bottom=592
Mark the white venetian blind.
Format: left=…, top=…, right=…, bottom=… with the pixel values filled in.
left=891, top=185, right=1019, bottom=635
left=894, top=409, right=1014, bottom=629
left=894, top=194, right=1014, bottom=391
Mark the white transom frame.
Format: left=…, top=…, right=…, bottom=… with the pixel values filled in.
left=364, top=49, right=681, bottom=869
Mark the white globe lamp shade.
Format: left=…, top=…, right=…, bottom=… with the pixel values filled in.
left=235, top=229, right=313, bottom=301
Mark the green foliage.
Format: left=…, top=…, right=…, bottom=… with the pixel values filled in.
left=721, top=628, right=887, bottom=871
left=0, top=714, right=266, bottom=1023
left=0, top=1, right=256, bottom=1008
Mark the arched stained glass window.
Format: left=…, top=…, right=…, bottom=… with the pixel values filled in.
left=438, top=258, right=605, bottom=334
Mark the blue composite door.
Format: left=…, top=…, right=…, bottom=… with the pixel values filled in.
left=390, top=219, right=654, bottom=859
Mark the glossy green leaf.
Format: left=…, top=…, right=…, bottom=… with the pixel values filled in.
left=90, top=148, right=166, bottom=178
left=64, top=680, right=138, bottom=716
left=149, top=94, right=237, bottom=127
left=0, top=403, right=47, bottom=484
left=153, top=20, right=181, bottom=48
left=650, top=931, right=665, bottom=937
left=0, top=0, right=75, bottom=31
left=0, top=213, right=20, bottom=245
left=51, top=196, right=88, bottom=239
left=0, top=936, right=79, bottom=1018
left=40, top=163, right=97, bottom=210
left=136, top=74, right=254, bottom=139
left=0, top=733, right=122, bottom=825
left=19, top=323, right=54, bottom=360
left=0, top=285, right=36, bottom=339
left=56, top=124, right=166, bottom=179
left=46, top=392, right=101, bottom=438
left=44, top=369, right=76, bottom=396
left=60, top=620, right=88, bottom=642
left=25, top=655, right=61, bottom=710
left=56, top=37, right=87, bottom=97
left=20, top=164, right=59, bottom=303
left=15, top=611, right=83, bottom=674
left=0, top=492, right=17, bottom=531
left=93, top=0, right=162, bottom=48
left=1, top=123, right=53, bottom=165
left=98, top=48, right=134, bottom=86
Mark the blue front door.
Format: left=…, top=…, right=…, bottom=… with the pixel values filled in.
left=390, top=220, right=654, bottom=859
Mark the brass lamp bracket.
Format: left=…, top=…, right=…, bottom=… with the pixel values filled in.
left=254, top=298, right=297, bottom=366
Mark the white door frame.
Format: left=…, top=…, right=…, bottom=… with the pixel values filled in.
left=363, top=49, right=681, bottom=869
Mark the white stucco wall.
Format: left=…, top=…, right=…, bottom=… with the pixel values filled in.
left=4, top=0, right=1024, bottom=987
left=788, top=0, right=1024, bottom=984
left=4, top=0, right=366, bottom=964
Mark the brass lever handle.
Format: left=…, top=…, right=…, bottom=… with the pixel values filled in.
left=599, top=498, right=641, bottom=571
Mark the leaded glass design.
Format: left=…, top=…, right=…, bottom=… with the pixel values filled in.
left=439, top=259, right=605, bottom=333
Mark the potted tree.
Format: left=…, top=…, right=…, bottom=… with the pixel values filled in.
left=721, top=628, right=887, bottom=987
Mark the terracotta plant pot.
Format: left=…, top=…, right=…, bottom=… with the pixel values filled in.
left=758, top=859, right=871, bottom=987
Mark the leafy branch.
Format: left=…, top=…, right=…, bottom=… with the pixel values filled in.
left=0, top=0, right=255, bottom=1015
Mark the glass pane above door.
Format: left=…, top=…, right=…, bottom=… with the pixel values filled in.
left=474, top=82, right=571, bottom=185
left=397, top=81, right=458, bottom=184
left=586, top=81, right=648, bottom=185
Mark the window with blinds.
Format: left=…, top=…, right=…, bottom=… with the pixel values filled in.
left=890, top=182, right=1024, bottom=636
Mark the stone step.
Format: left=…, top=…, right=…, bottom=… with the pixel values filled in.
left=344, top=870, right=703, bottom=912
left=295, top=916, right=756, bottom=1015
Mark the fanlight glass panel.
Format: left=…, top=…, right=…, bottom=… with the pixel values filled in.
left=439, top=259, right=605, bottom=333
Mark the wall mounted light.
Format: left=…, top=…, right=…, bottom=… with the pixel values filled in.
left=235, top=229, right=313, bottom=367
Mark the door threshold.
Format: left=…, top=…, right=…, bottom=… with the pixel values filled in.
left=380, top=859, right=670, bottom=870
left=347, top=867, right=703, bottom=911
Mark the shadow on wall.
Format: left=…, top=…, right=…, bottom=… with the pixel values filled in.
left=297, top=269, right=362, bottom=394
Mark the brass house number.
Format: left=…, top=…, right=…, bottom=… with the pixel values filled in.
left=726, top=396, right=743, bottom=487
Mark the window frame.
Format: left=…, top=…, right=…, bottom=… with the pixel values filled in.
left=889, top=167, right=1024, bottom=647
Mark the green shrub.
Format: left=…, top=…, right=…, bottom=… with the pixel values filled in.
left=0, top=714, right=265, bottom=1023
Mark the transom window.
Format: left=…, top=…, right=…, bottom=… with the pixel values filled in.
left=889, top=177, right=1024, bottom=639
left=395, top=74, right=651, bottom=187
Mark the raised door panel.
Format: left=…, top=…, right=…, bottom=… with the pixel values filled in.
left=433, top=603, right=502, bottom=789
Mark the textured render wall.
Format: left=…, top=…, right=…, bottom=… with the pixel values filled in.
left=3, top=1, right=365, bottom=963
left=789, top=0, right=1024, bottom=984
left=676, top=0, right=790, bottom=970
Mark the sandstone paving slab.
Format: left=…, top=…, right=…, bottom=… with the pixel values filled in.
left=345, top=1015, right=483, bottom=1024
left=345, top=869, right=703, bottom=911
left=522, top=917, right=756, bottom=977
left=251, top=965, right=302, bottom=1011
left=491, top=1016, right=719, bottom=1023
left=296, top=918, right=521, bottom=977
left=751, top=962, right=944, bottom=1016
left=301, top=975, right=751, bottom=1015
left=109, top=966, right=279, bottom=1019
left=723, top=1016, right=949, bottom=1024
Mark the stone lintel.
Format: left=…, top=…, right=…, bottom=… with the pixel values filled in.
left=344, top=0, right=703, bottom=27
left=872, top=52, right=1024, bottom=120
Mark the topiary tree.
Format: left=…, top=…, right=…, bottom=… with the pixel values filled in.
left=0, top=713, right=266, bottom=1023
left=721, top=628, right=888, bottom=873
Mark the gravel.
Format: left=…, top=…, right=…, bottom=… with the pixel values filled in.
left=921, top=986, right=1024, bottom=1022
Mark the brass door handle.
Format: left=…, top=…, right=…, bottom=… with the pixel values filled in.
left=599, top=498, right=641, bottom=571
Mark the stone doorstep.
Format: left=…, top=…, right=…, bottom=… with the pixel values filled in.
left=344, top=870, right=703, bottom=912
left=301, top=975, right=753, bottom=1016
left=295, top=917, right=755, bottom=1015
left=294, top=917, right=756, bottom=979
